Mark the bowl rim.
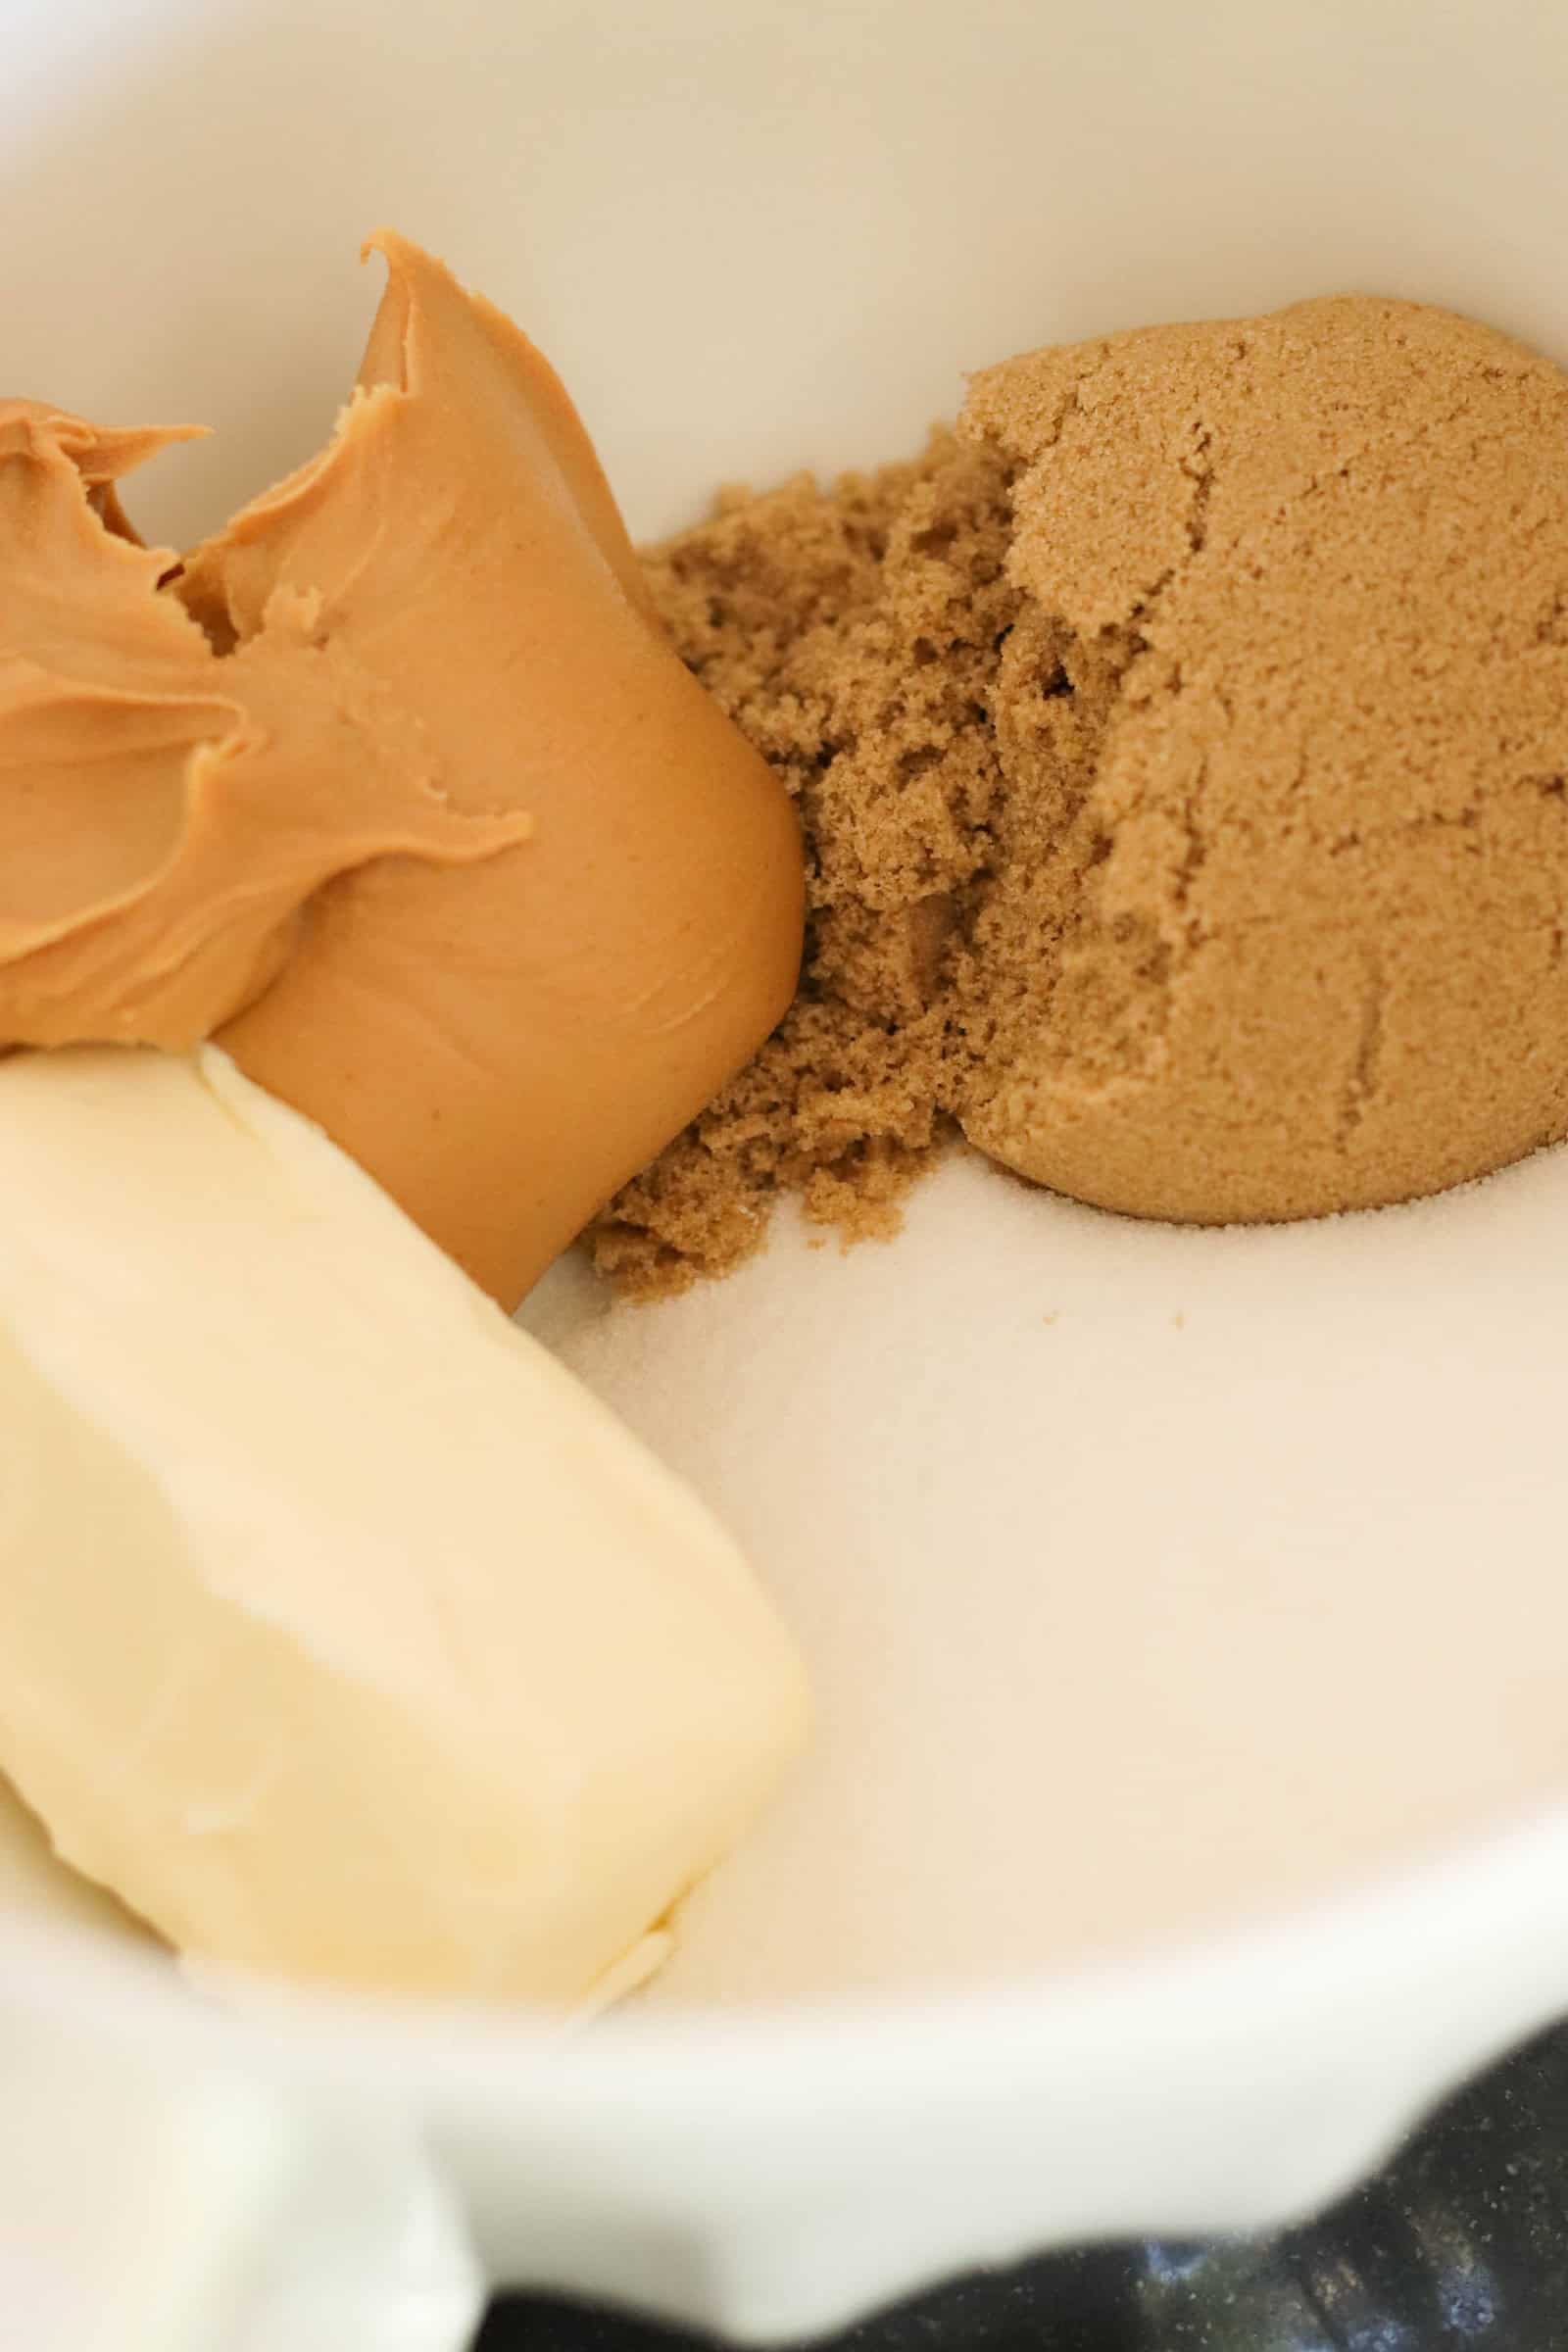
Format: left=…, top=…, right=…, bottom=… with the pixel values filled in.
left=4, top=1800, right=1568, bottom=2131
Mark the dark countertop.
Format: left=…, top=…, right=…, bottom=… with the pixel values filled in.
left=479, top=2017, right=1568, bottom=2352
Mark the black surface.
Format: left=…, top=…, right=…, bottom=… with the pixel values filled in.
left=477, top=2019, right=1568, bottom=2352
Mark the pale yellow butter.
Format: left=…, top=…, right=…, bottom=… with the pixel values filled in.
left=0, top=1046, right=808, bottom=2005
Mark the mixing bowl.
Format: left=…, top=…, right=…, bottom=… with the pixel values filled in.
left=4, top=2, right=1568, bottom=2345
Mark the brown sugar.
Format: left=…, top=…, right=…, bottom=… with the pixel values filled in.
left=588, top=435, right=1013, bottom=1297
left=590, top=297, right=1568, bottom=1299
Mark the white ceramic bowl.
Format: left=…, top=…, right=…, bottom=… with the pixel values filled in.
left=6, top=3, right=1568, bottom=2346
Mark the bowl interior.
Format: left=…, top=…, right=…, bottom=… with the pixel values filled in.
left=3, top=0, right=1568, bottom=2020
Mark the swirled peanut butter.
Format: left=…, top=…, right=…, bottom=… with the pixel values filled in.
left=0, top=235, right=805, bottom=1304
left=0, top=399, right=526, bottom=1054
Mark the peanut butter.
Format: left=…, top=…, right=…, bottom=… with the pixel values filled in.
left=0, top=400, right=526, bottom=1052
left=0, top=235, right=805, bottom=1305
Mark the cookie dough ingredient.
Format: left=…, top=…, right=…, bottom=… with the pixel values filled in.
left=594, top=297, right=1568, bottom=1296
left=593, top=433, right=1011, bottom=1295
left=0, top=402, right=524, bottom=1046
left=0, top=1046, right=808, bottom=2005
left=536, top=1141, right=1568, bottom=2002
left=0, top=233, right=804, bottom=1308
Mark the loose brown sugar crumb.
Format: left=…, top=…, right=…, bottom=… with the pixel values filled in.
left=590, top=433, right=1019, bottom=1298
left=591, top=297, right=1568, bottom=1299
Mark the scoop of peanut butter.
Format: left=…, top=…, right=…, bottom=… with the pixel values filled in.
left=0, top=234, right=804, bottom=1305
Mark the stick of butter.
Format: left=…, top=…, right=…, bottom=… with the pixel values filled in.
left=0, top=1046, right=808, bottom=2005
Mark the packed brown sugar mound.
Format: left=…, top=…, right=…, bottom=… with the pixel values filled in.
left=592, top=296, right=1568, bottom=1298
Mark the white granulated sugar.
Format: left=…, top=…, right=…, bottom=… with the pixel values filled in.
left=522, top=1146, right=1568, bottom=2009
